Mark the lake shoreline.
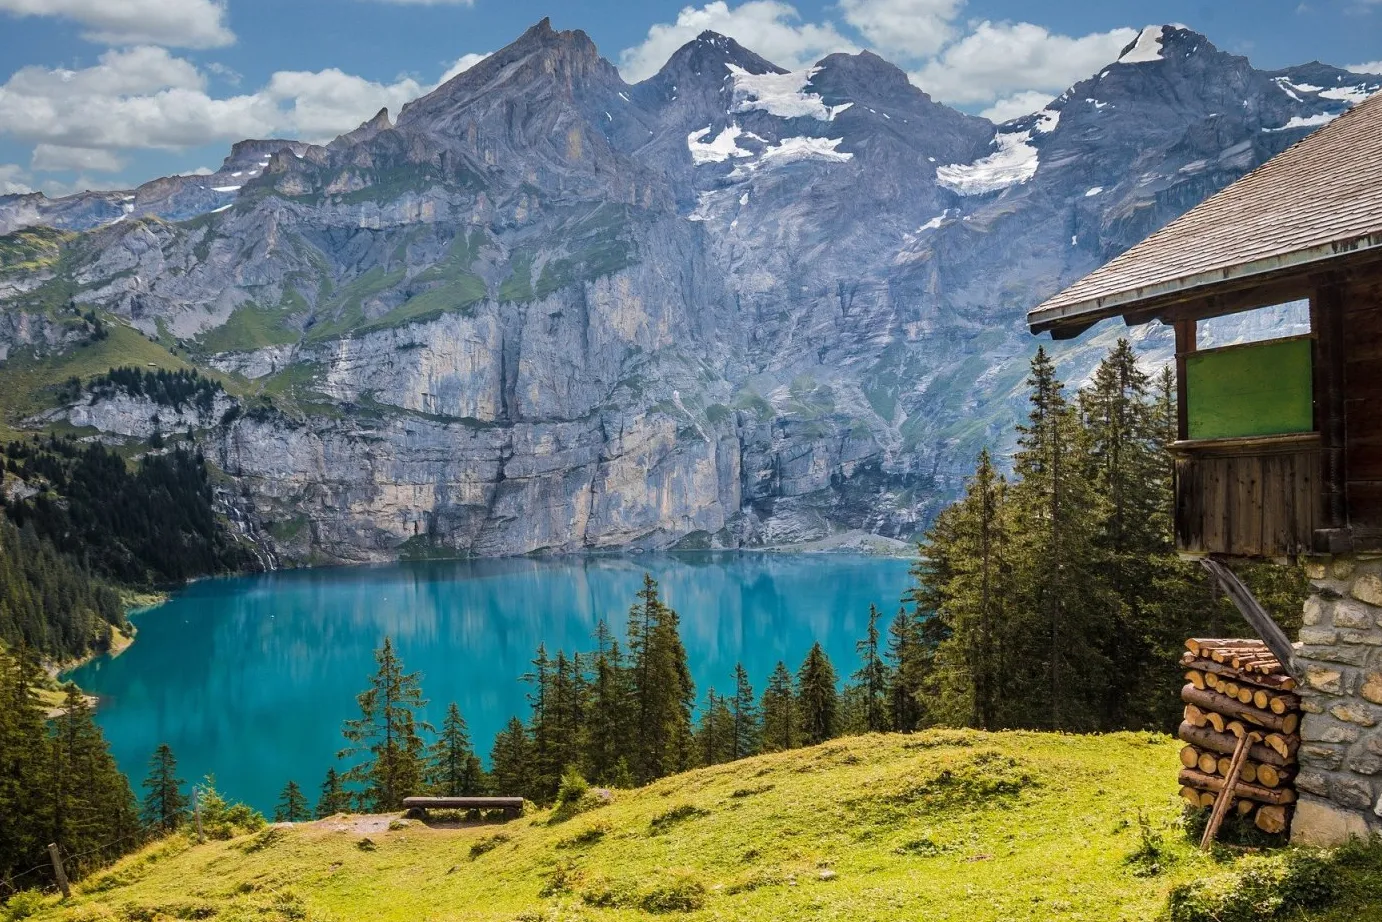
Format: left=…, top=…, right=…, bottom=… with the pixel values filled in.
left=68, top=551, right=915, bottom=813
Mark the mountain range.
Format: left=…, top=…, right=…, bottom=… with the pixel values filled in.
left=0, top=20, right=1376, bottom=562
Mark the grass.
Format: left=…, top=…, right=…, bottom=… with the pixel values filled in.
left=0, top=226, right=75, bottom=276
left=15, top=730, right=1382, bottom=922
left=196, top=296, right=306, bottom=354
left=0, top=321, right=196, bottom=423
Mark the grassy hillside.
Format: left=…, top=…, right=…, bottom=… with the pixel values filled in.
left=14, top=730, right=1381, bottom=922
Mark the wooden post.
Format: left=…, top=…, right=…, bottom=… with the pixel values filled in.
left=1201, top=730, right=1256, bottom=850
left=1175, top=319, right=1197, bottom=442
left=1310, top=284, right=1347, bottom=532
left=47, top=843, right=70, bottom=900
left=193, top=787, right=204, bottom=843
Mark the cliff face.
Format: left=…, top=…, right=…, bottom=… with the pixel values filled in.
left=1, top=22, right=1377, bottom=562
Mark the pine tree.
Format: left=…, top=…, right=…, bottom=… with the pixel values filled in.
left=524, top=643, right=555, bottom=797
left=853, top=605, right=891, bottom=733
left=316, top=767, right=349, bottom=818
left=583, top=621, right=632, bottom=784
left=0, top=649, right=52, bottom=883
left=141, top=743, right=188, bottom=832
left=729, top=663, right=760, bottom=759
left=694, top=689, right=735, bottom=766
left=427, top=703, right=479, bottom=796
left=274, top=780, right=310, bottom=822
left=626, top=575, right=694, bottom=783
left=796, top=642, right=840, bottom=746
left=490, top=716, right=533, bottom=799
left=885, top=607, right=925, bottom=732
left=1007, top=347, right=1108, bottom=730
left=1080, top=340, right=1174, bottom=727
left=760, top=661, right=796, bottom=752
left=48, top=684, right=138, bottom=875
left=921, top=450, right=1013, bottom=728
left=338, top=637, right=432, bottom=811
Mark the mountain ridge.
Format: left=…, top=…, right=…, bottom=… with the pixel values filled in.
left=0, top=21, right=1378, bottom=563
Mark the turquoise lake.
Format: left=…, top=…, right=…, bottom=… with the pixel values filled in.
left=68, top=553, right=913, bottom=814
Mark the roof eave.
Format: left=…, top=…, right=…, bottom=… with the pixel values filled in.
left=1027, top=230, right=1382, bottom=336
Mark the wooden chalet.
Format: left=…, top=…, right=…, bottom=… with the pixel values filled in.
left=1029, top=92, right=1382, bottom=562
left=1029, top=92, right=1382, bottom=845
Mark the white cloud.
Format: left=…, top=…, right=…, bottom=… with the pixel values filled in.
left=31, top=143, right=125, bottom=172
left=839, top=0, right=961, bottom=57
left=618, top=1, right=858, bottom=82
left=206, top=62, right=243, bottom=86
left=261, top=69, right=426, bottom=140
left=0, top=45, right=493, bottom=160
left=0, top=163, right=33, bottom=195
left=438, top=52, right=490, bottom=85
left=1349, top=61, right=1382, bottom=74
left=980, top=90, right=1056, bottom=123
left=910, top=20, right=1137, bottom=105
left=0, top=0, right=234, bottom=49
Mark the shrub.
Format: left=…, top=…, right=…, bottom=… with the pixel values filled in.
left=556, top=768, right=589, bottom=807
left=648, top=804, right=709, bottom=835
left=1123, top=810, right=1174, bottom=878
left=2, top=891, right=45, bottom=922
left=637, top=873, right=707, bottom=914
left=469, top=832, right=511, bottom=859
left=196, top=776, right=266, bottom=840
left=1165, top=849, right=1338, bottom=922
left=549, top=770, right=610, bottom=825
left=556, top=823, right=608, bottom=850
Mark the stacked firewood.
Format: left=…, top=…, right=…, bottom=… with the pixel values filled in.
left=1177, top=638, right=1301, bottom=836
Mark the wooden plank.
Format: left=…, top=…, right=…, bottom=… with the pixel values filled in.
left=402, top=796, right=524, bottom=809
left=1175, top=458, right=1203, bottom=553
left=1235, top=454, right=1264, bottom=557
left=1175, top=319, right=1195, bottom=442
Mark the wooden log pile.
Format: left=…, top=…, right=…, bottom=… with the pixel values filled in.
left=1178, top=638, right=1301, bottom=837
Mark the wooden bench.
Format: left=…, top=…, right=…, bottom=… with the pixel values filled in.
left=402, top=796, right=524, bottom=821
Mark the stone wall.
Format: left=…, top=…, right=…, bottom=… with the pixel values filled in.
left=1291, top=555, right=1382, bottom=845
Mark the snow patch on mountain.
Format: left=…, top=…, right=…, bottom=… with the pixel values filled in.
left=726, top=65, right=850, bottom=121
left=732, top=136, right=852, bottom=174
left=1320, top=84, right=1377, bottom=104
left=687, top=125, right=752, bottom=164
left=935, top=130, right=1039, bottom=196
left=1263, top=112, right=1339, bottom=132
left=1119, top=26, right=1166, bottom=64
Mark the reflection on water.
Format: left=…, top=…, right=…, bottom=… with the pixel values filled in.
left=69, top=553, right=912, bottom=812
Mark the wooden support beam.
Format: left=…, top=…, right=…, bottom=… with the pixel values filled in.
left=1311, top=284, right=1347, bottom=531
left=1201, top=730, right=1256, bottom=849
left=1199, top=558, right=1301, bottom=679
left=1175, top=319, right=1197, bottom=442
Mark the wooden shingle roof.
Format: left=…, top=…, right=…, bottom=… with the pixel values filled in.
left=1029, top=92, right=1382, bottom=336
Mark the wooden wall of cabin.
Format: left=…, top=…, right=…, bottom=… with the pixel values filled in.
left=1343, top=269, right=1382, bottom=541
left=1174, top=437, right=1321, bottom=557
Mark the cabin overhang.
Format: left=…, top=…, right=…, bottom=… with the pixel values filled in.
left=1032, top=250, right=1382, bottom=562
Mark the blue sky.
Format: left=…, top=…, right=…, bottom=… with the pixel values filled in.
left=0, top=0, right=1377, bottom=197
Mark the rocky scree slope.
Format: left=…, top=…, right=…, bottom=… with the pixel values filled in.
left=0, top=21, right=1376, bottom=563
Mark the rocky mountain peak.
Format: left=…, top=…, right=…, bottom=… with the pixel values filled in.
left=1113, top=24, right=1215, bottom=66
left=397, top=17, right=622, bottom=133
